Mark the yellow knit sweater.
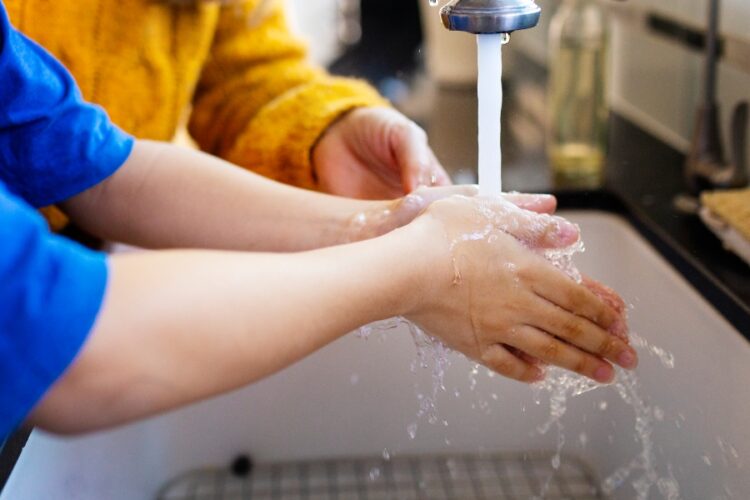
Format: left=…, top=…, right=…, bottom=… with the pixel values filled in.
left=8, top=0, right=388, bottom=226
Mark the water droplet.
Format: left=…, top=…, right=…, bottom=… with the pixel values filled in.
left=654, top=406, right=665, bottom=421
left=407, top=423, right=418, bottom=440
left=382, top=448, right=391, bottom=461
left=599, top=400, right=608, bottom=411
left=469, top=364, right=480, bottom=390
left=579, top=432, right=588, bottom=447
left=551, top=454, right=560, bottom=469
left=368, top=467, right=381, bottom=482
left=630, top=332, right=675, bottom=368
left=703, top=454, right=713, bottom=466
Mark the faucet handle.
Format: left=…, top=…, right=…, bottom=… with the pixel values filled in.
left=729, top=101, right=748, bottom=187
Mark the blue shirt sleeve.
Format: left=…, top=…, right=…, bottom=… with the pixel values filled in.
left=0, top=181, right=108, bottom=439
left=0, top=2, right=133, bottom=208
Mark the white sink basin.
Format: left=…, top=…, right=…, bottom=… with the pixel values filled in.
left=3, top=211, right=749, bottom=499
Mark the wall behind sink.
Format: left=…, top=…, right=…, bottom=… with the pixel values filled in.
left=286, top=0, right=342, bottom=65
left=514, top=0, right=750, bottom=162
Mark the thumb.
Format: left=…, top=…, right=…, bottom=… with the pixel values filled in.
left=513, top=213, right=580, bottom=249
left=502, top=193, right=557, bottom=214
left=390, top=120, right=451, bottom=192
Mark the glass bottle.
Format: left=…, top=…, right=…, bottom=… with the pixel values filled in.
left=547, top=0, right=609, bottom=188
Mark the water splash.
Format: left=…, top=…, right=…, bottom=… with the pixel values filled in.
left=631, top=332, right=676, bottom=369
left=354, top=197, right=681, bottom=500
left=368, top=467, right=381, bottom=482
left=601, top=369, right=681, bottom=499
left=360, top=317, right=454, bottom=440
left=530, top=239, right=680, bottom=500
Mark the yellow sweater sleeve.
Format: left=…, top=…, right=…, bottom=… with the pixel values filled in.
left=188, top=0, right=390, bottom=190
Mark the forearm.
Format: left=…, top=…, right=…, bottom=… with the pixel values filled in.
left=29, top=231, right=419, bottom=434
left=62, top=140, right=380, bottom=251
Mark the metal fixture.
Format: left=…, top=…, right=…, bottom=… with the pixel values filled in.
left=685, top=0, right=748, bottom=192
left=440, top=0, right=541, bottom=34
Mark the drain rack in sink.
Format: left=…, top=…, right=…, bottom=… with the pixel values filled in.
left=157, top=452, right=606, bottom=499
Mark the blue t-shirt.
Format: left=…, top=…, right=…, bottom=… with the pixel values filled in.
left=0, top=1, right=134, bottom=439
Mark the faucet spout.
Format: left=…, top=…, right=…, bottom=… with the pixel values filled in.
left=440, top=0, right=541, bottom=34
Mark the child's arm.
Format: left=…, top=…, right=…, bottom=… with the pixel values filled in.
left=61, top=140, right=553, bottom=252
left=29, top=195, right=635, bottom=435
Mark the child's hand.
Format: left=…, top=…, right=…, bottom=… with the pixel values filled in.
left=348, top=185, right=560, bottom=242
left=401, top=195, right=635, bottom=384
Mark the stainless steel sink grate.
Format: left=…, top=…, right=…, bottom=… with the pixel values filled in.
left=157, top=452, right=606, bottom=500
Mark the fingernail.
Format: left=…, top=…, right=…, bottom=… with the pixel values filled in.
left=533, top=194, right=554, bottom=203
left=594, top=365, right=615, bottom=383
left=555, top=220, right=580, bottom=243
left=618, top=349, right=638, bottom=369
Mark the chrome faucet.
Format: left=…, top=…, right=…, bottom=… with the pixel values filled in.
left=440, top=0, right=541, bottom=34
left=685, top=0, right=748, bottom=193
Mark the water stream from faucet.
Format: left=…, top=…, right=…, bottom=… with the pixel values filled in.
left=477, top=33, right=505, bottom=195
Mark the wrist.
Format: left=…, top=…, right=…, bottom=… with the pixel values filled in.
left=373, top=214, right=453, bottom=318
left=310, top=107, right=359, bottom=180
left=341, top=198, right=410, bottom=243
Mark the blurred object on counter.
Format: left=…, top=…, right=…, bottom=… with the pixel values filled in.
left=684, top=0, right=748, bottom=194
left=547, top=0, right=608, bottom=189
left=287, top=0, right=343, bottom=65
left=700, top=188, right=750, bottom=267
left=329, top=0, right=423, bottom=88
left=337, top=0, right=362, bottom=46
left=419, top=0, right=478, bottom=85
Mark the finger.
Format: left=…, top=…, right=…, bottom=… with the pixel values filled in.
left=528, top=265, right=625, bottom=335
left=481, top=344, right=545, bottom=383
left=423, top=150, right=452, bottom=188
left=506, top=345, right=545, bottom=366
left=475, top=197, right=578, bottom=248
left=502, top=193, right=557, bottom=214
left=390, top=121, right=441, bottom=192
left=411, top=185, right=478, bottom=204
left=581, top=276, right=629, bottom=341
left=505, top=325, right=615, bottom=383
left=385, top=186, right=479, bottom=229
left=527, top=290, right=638, bottom=369
left=508, top=212, right=580, bottom=249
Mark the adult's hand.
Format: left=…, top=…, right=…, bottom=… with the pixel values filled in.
left=313, top=108, right=451, bottom=199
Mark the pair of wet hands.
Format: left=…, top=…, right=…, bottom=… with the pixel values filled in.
left=357, top=186, right=636, bottom=385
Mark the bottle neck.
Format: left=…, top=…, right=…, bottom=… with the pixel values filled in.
left=554, top=0, right=606, bottom=38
